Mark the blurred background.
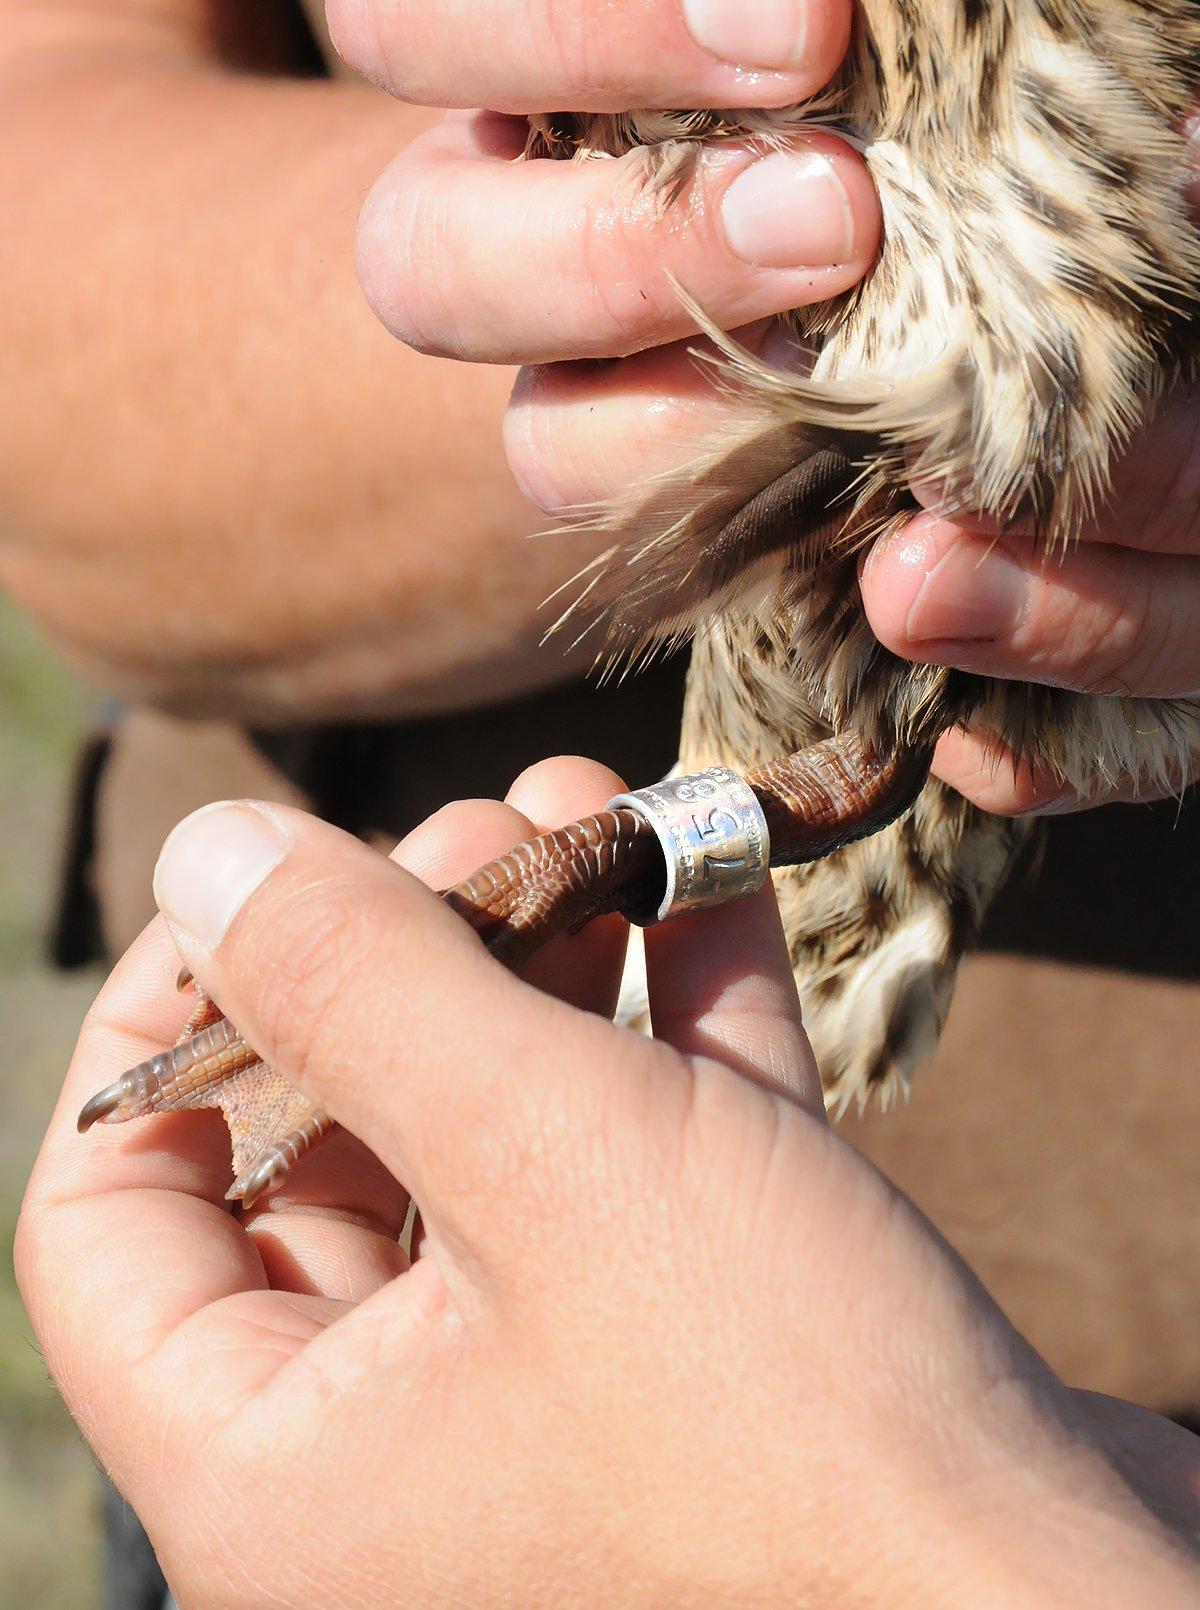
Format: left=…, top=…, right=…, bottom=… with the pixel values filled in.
left=0, top=598, right=101, bottom=1607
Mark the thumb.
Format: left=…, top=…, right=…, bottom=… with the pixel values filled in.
left=151, top=798, right=668, bottom=1284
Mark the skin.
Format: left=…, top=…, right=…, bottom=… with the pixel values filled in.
left=0, top=0, right=1194, bottom=794
left=0, top=0, right=564, bottom=719
left=337, top=0, right=1200, bottom=814
left=0, top=0, right=879, bottom=721
left=16, top=753, right=1200, bottom=1606
left=9, top=11, right=1198, bottom=1595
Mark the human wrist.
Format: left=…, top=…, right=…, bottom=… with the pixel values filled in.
left=744, top=1349, right=1200, bottom=1607
left=866, top=1411, right=1200, bottom=1606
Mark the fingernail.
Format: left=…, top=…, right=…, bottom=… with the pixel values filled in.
left=153, top=801, right=289, bottom=949
left=722, top=150, right=855, bottom=268
left=905, top=540, right=1029, bottom=644
left=684, top=0, right=809, bottom=69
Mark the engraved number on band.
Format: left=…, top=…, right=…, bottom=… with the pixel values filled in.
left=694, top=810, right=751, bottom=886
left=606, top=767, right=772, bottom=926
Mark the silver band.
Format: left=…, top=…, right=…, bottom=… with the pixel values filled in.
left=607, top=767, right=771, bottom=926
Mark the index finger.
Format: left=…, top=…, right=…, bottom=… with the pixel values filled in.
left=645, top=880, right=826, bottom=1119
left=329, top=0, right=852, bottom=112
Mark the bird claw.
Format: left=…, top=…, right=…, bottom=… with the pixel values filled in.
left=76, top=1052, right=178, bottom=1132
left=76, top=1076, right=139, bottom=1132
left=228, top=1108, right=336, bottom=1209
left=76, top=1018, right=261, bottom=1131
left=77, top=1013, right=335, bottom=1206
left=230, top=1155, right=280, bottom=1210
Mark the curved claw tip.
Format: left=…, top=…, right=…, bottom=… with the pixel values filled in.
left=228, top=1158, right=279, bottom=1211
left=76, top=1081, right=126, bottom=1133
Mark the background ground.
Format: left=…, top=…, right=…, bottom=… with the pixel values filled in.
left=0, top=595, right=103, bottom=1607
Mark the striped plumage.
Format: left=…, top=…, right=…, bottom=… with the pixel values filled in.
left=530, top=0, right=1200, bottom=1106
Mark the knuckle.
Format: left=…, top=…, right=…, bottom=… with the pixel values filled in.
left=1028, top=571, right=1152, bottom=693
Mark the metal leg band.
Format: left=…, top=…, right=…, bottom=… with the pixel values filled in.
left=607, top=767, right=771, bottom=926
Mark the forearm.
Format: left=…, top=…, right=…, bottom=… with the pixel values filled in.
left=0, top=10, right=579, bottom=719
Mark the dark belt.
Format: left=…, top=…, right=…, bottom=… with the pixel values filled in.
left=50, top=654, right=1199, bottom=982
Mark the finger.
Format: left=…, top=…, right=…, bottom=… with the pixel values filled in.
left=359, top=114, right=880, bottom=364
left=503, top=754, right=633, bottom=1019
left=18, top=784, right=627, bottom=1503
left=931, top=729, right=1198, bottom=815
left=388, top=796, right=538, bottom=886
left=147, top=796, right=662, bottom=1280
left=1090, top=392, right=1200, bottom=554
left=240, top=1130, right=411, bottom=1300
left=247, top=773, right=634, bottom=1286
left=390, top=775, right=628, bottom=1017
left=644, top=880, right=825, bottom=1120
left=861, top=514, right=1200, bottom=698
left=15, top=920, right=341, bottom=1473
left=504, top=321, right=796, bottom=514
left=503, top=752, right=627, bottom=835
left=329, top=0, right=852, bottom=113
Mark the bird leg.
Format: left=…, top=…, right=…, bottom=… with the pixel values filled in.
left=78, top=734, right=933, bottom=1204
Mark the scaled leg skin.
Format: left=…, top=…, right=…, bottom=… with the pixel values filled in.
left=77, top=972, right=335, bottom=1208
left=78, top=737, right=930, bottom=1203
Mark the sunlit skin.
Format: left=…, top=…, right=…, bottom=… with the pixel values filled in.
left=17, top=756, right=1200, bottom=1605
left=10, top=4, right=1200, bottom=1596
left=0, top=2, right=561, bottom=720
left=1, top=0, right=1195, bottom=801
left=339, top=0, right=1200, bottom=810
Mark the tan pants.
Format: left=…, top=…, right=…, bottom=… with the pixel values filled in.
left=91, top=708, right=1200, bottom=1413
left=844, top=958, right=1200, bottom=1407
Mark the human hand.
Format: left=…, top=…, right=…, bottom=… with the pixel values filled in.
left=857, top=156, right=1200, bottom=816
left=328, top=0, right=881, bottom=372
left=499, top=320, right=1200, bottom=822
left=331, top=0, right=1200, bottom=818
left=857, top=389, right=1200, bottom=815
left=18, top=757, right=1200, bottom=1605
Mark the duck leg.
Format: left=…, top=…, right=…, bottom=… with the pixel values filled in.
left=78, top=735, right=932, bottom=1204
